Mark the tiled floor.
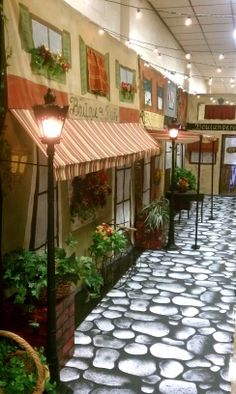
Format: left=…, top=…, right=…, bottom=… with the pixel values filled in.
left=60, top=196, right=236, bottom=394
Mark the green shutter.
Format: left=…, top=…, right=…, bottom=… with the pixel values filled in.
left=62, top=30, right=71, bottom=64
left=115, top=59, right=120, bottom=88
left=79, top=36, right=87, bottom=95
left=18, top=3, right=34, bottom=52
left=104, top=52, right=110, bottom=100
left=132, top=69, right=136, bottom=87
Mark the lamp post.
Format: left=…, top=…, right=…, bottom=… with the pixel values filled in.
left=208, top=136, right=216, bottom=220
left=33, top=89, right=69, bottom=385
left=166, top=125, right=179, bottom=250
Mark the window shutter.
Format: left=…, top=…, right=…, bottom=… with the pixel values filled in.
left=132, top=69, right=136, bottom=88
left=18, top=3, right=34, bottom=52
left=104, top=52, right=110, bottom=100
left=115, top=60, right=120, bottom=88
left=62, top=30, right=71, bottom=64
left=79, top=36, right=88, bottom=95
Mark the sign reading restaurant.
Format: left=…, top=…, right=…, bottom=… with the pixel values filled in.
left=69, top=95, right=119, bottom=122
left=187, top=123, right=236, bottom=131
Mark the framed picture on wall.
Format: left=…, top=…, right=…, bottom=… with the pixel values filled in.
left=223, top=136, right=236, bottom=165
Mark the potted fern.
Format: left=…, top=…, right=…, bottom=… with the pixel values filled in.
left=135, top=197, right=169, bottom=249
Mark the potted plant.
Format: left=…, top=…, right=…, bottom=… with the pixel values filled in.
left=135, top=197, right=169, bottom=249
left=89, top=223, right=128, bottom=282
left=3, top=243, right=103, bottom=309
left=174, top=166, right=197, bottom=192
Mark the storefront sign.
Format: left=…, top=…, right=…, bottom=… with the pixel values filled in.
left=141, top=111, right=164, bottom=129
left=69, top=95, right=119, bottom=122
left=187, top=123, right=236, bottom=131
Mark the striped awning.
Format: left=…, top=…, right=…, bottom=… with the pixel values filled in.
left=147, top=128, right=201, bottom=144
left=11, top=109, right=160, bottom=181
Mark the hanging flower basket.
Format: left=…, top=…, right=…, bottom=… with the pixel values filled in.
left=70, top=170, right=112, bottom=221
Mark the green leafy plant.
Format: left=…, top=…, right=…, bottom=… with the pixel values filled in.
left=3, top=240, right=104, bottom=307
left=0, top=340, right=56, bottom=393
left=89, top=223, right=128, bottom=266
left=142, top=197, right=170, bottom=232
left=29, top=45, right=70, bottom=78
left=70, top=170, right=112, bottom=222
left=174, top=167, right=196, bottom=191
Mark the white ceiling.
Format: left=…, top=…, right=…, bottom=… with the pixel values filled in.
left=148, top=0, right=236, bottom=94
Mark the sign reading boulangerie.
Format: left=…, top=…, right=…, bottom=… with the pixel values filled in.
left=69, top=95, right=119, bottom=122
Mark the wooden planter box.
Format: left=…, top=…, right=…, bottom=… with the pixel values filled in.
left=135, top=218, right=166, bottom=249
left=4, top=288, right=77, bottom=367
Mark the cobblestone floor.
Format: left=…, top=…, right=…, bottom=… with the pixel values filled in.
left=60, top=196, right=236, bottom=394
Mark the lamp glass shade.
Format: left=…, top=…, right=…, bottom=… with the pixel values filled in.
left=169, top=127, right=179, bottom=139
left=33, top=104, right=69, bottom=144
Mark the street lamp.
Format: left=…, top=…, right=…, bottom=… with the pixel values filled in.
left=33, top=89, right=68, bottom=386
left=166, top=125, right=179, bottom=250
left=208, top=136, right=217, bottom=220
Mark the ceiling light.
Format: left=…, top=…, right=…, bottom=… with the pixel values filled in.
left=144, top=62, right=150, bottom=68
left=216, top=66, right=222, bottom=73
left=230, top=78, right=235, bottom=83
left=210, top=96, right=214, bottom=101
left=208, top=77, right=212, bottom=85
left=231, top=84, right=235, bottom=88
left=98, top=29, right=105, bottom=35
left=197, top=95, right=200, bottom=99
left=185, top=53, right=191, bottom=60
left=136, top=8, right=142, bottom=19
left=218, top=53, right=224, bottom=60
left=185, top=16, right=192, bottom=26
left=233, top=30, right=236, bottom=39
left=187, top=62, right=191, bottom=69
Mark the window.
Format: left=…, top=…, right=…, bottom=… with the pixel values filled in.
left=18, top=4, right=71, bottom=83
left=87, top=47, right=109, bottom=97
left=79, top=36, right=109, bottom=98
left=115, top=166, right=132, bottom=227
left=115, top=61, right=136, bottom=103
left=144, top=79, right=152, bottom=106
left=157, top=86, right=164, bottom=111
left=32, top=19, right=62, bottom=53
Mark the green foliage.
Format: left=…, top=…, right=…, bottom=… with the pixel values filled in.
left=29, top=45, right=70, bottom=77
left=89, top=223, right=128, bottom=261
left=70, top=170, right=111, bottom=222
left=142, top=197, right=169, bottom=232
left=0, top=341, right=56, bottom=393
left=3, top=240, right=104, bottom=306
left=3, top=249, right=47, bottom=305
left=174, top=167, right=197, bottom=190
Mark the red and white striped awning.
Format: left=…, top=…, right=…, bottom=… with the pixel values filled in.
left=147, top=128, right=201, bottom=144
left=11, top=109, right=160, bottom=181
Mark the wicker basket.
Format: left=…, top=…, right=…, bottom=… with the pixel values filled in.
left=39, top=280, right=75, bottom=305
left=0, top=330, right=46, bottom=394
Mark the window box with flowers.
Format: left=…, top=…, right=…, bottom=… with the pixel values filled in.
left=29, top=45, right=71, bottom=83
left=120, top=82, right=136, bottom=102
left=89, top=223, right=128, bottom=283
left=70, top=170, right=112, bottom=222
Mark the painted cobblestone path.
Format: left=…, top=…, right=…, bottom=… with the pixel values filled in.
left=60, top=196, right=236, bottom=393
